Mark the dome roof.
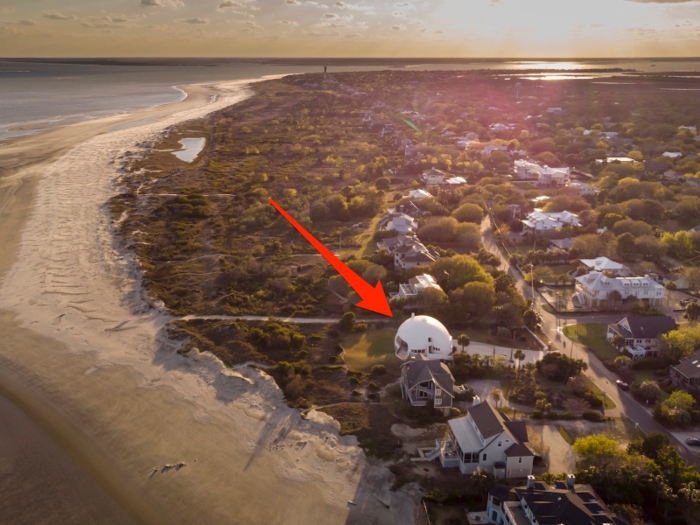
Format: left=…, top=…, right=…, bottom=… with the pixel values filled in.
left=396, top=314, right=452, bottom=350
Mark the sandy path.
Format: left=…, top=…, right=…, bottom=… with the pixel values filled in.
left=0, top=79, right=417, bottom=524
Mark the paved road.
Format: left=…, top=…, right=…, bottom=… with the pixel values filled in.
left=481, top=216, right=700, bottom=468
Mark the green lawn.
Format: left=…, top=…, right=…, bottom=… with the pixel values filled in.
left=633, top=369, right=655, bottom=385
left=341, top=329, right=400, bottom=375
left=563, top=323, right=618, bottom=361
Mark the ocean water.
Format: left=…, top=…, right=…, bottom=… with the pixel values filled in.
left=2, top=57, right=700, bottom=142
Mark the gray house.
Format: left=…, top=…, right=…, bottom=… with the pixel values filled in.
left=400, top=355, right=455, bottom=415
left=671, top=349, right=700, bottom=390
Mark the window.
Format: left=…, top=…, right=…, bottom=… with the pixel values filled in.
left=482, top=453, right=487, bottom=461
left=498, top=441, right=502, bottom=447
left=519, top=457, right=523, bottom=464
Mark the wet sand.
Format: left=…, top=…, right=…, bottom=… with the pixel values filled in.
left=0, top=79, right=417, bottom=524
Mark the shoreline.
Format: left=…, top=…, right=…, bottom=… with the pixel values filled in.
left=0, top=76, right=414, bottom=524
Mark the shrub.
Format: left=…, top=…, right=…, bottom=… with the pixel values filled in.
left=367, top=392, right=378, bottom=400
left=531, top=409, right=544, bottom=418
left=368, top=382, right=379, bottom=390
left=351, top=389, right=362, bottom=396
left=349, top=376, right=361, bottom=385
left=582, top=410, right=604, bottom=422
left=353, top=322, right=368, bottom=332
left=370, top=364, right=387, bottom=376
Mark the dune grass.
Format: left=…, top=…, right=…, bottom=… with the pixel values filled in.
left=341, top=329, right=400, bottom=375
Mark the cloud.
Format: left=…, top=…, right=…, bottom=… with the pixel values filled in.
left=81, top=15, right=132, bottom=28
left=6, top=19, right=36, bottom=26
left=219, top=0, right=245, bottom=7
left=245, top=20, right=263, bottom=29
left=285, top=0, right=301, bottom=4
left=625, top=0, right=697, bottom=2
left=393, top=1, right=412, bottom=6
left=42, top=11, right=77, bottom=20
left=178, top=17, right=209, bottom=24
left=391, top=24, right=406, bottom=30
left=305, top=1, right=329, bottom=6
left=334, top=1, right=375, bottom=11
left=278, top=19, right=298, bottom=25
left=140, top=0, right=185, bottom=7
left=392, top=10, right=405, bottom=17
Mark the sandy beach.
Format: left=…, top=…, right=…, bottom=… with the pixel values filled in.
left=0, top=79, right=418, bottom=524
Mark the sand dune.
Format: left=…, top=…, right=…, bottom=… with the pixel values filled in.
left=0, top=79, right=418, bottom=524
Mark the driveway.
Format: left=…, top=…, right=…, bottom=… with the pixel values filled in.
left=531, top=423, right=577, bottom=475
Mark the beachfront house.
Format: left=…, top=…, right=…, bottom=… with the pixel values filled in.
left=573, top=271, right=665, bottom=308
left=394, top=313, right=453, bottom=361
left=487, top=476, right=624, bottom=525
left=579, top=257, right=630, bottom=277
left=522, top=211, right=579, bottom=234
left=400, top=355, right=455, bottom=415
left=567, top=180, right=597, bottom=196
left=432, top=400, right=534, bottom=478
left=606, top=315, right=676, bottom=359
left=409, top=189, right=432, bottom=200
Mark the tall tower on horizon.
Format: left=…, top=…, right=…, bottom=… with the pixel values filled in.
left=324, top=65, right=327, bottom=79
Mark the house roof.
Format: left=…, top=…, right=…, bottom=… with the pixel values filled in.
left=504, top=421, right=529, bottom=444
left=575, top=271, right=664, bottom=293
left=504, top=442, right=534, bottom=458
left=580, top=257, right=625, bottom=272
left=404, top=355, right=455, bottom=397
left=468, top=401, right=507, bottom=439
left=616, top=316, right=676, bottom=340
left=512, top=485, right=623, bottom=525
left=672, top=349, right=700, bottom=379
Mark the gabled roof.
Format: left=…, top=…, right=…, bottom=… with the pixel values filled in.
left=468, top=401, right=506, bottom=439
left=504, top=442, right=534, bottom=457
left=580, top=257, right=625, bottom=272
left=404, top=355, right=455, bottom=397
left=618, top=316, right=676, bottom=340
left=504, top=421, right=529, bottom=444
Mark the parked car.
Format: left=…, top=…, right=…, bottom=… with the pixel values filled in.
left=686, top=437, right=700, bottom=446
left=681, top=299, right=697, bottom=307
left=616, top=380, right=629, bottom=391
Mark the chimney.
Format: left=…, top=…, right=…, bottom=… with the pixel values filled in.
left=567, top=474, right=575, bottom=489
left=527, top=475, right=535, bottom=490
left=472, top=395, right=481, bottom=407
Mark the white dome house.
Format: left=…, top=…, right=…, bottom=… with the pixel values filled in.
left=394, top=313, right=454, bottom=361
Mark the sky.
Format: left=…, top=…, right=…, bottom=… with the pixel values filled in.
left=2, top=0, right=700, bottom=57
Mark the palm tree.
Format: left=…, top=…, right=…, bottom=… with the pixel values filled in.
left=491, top=387, right=502, bottom=408
left=525, top=361, right=536, bottom=378
left=514, top=349, right=526, bottom=374
left=457, top=334, right=470, bottom=354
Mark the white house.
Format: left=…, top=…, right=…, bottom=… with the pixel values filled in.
left=409, top=189, right=432, bottom=200
left=522, top=211, right=579, bottom=234
left=663, top=151, right=683, bottom=159
left=514, top=160, right=569, bottom=187
left=381, top=213, right=418, bottom=235
left=546, top=107, right=563, bottom=114
left=394, top=313, right=453, bottom=361
left=579, top=257, right=630, bottom=277
left=567, top=180, right=597, bottom=196
left=397, top=274, right=443, bottom=300
left=573, top=271, right=665, bottom=308
left=596, top=156, right=636, bottom=164
left=400, top=355, right=455, bottom=415
left=606, top=315, right=676, bottom=359
left=432, top=400, right=534, bottom=478
left=421, top=168, right=448, bottom=185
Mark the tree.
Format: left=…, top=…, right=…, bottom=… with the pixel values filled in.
left=563, top=397, right=590, bottom=416
left=491, top=387, right=501, bottom=407
left=339, top=312, right=356, bottom=332
left=573, top=435, right=628, bottom=474
left=608, top=334, right=629, bottom=350
left=375, top=177, right=390, bottom=190
left=616, top=233, right=638, bottom=261
left=514, top=348, right=526, bottom=373
left=449, top=281, right=496, bottom=319
left=684, top=302, right=700, bottom=321
left=457, top=334, right=470, bottom=353
left=608, top=290, right=623, bottom=310
left=523, top=309, right=542, bottom=330
left=662, top=324, right=700, bottom=359
left=452, top=203, right=484, bottom=224
left=362, top=264, right=387, bottom=284
left=638, top=381, right=662, bottom=403
left=614, top=355, right=631, bottom=368
left=430, top=255, right=493, bottom=291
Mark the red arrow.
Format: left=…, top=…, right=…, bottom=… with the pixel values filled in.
left=269, top=198, right=393, bottom=317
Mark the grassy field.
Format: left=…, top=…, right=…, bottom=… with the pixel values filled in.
left=581, top=375, right=617, bottom=409
left=342, top=329, right=400, bottom=375
left=563, top=323, right=618, bottom=361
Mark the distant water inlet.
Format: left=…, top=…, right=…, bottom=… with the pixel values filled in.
left=172, top=137, right=205, bottom=162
